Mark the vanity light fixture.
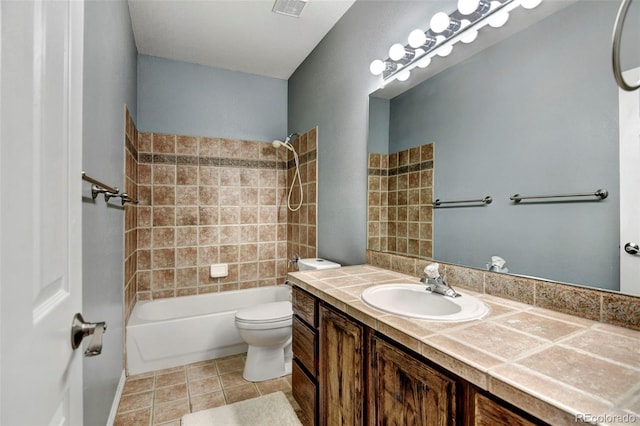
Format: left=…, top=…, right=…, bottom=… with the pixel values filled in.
left=370, top=0, right=542, bottom=85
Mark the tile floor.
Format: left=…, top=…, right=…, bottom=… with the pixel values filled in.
left=114, top=353, right=306, bottom=426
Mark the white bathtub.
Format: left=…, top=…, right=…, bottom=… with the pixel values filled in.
left=126, top=285, right=291, bottom=375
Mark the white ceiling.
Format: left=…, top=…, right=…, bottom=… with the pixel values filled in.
left=128, top=0, right=356, bottom=80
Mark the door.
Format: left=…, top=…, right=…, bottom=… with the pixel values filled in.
left=319, top=305, right=364, bottom=426
left=619, top=67, right=640, bottom=295
left=1, top=0, right=84, bottom=424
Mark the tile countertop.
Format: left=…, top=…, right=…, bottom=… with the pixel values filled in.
left=287, top=265, right=640, bottom=426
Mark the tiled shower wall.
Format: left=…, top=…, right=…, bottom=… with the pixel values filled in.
left=124, top=107, right=139, bottom=321
left=135, top=133, right=290, bottom=301
left=368, top=143, right=434, bottom=260
left=286, top=127, right=318, bottom=261
left=122, top=115, right=319, bottom=320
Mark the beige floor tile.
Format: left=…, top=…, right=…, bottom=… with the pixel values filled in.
left=215, top=355, right=246, bottom=374
left=256, top=377, right=291, bottom=395
left=153, top=398, right=190, bottom=425
left=123, top=376, right=155, bottom=395
left=188, top=376, right=222, bottom=397
left=155, top=370, right=186, bottom=388
left=114, top=407, right=151, bottom=426
left=219, top=370, right=251, bottom=389
left=118, top=391, right=153, bottom=413
left=154, top=383, right=188, bottom=405
left=187, top=362, right=218, bottom=381
left=190, top=391, right=226, bottom=412
left=224, top=383, right=259, bottom=404
left=119, top=354, right=296, bottom=424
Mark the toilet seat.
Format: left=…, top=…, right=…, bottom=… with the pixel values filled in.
left=235, top=301, right=292, bottom=330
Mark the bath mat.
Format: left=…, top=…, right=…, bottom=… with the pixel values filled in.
left=181, top=391, right=302, bottom=426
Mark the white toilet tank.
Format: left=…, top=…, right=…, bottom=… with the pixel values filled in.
left=297, top=258, right=341, bottom=271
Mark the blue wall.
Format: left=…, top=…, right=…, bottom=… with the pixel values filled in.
left=289, top=1, right=454, bottom=265
left=82, top=1, right=137, bottom=424
left=137, top=55, right=287, bottom=141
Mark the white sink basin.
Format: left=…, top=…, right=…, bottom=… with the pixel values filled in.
left=361, top=284, right=489, bottom=321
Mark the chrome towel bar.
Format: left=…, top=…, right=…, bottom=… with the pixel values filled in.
left=81, top=171, right=139, bottom=205
left=510, top=189, right=608, bottom=203
left=433, top=196, right=492, bottom=207
left=82, top=171, right=118, bottom=196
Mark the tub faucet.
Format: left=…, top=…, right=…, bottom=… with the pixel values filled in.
left=289, top=253, right=300, bottom=270
left=420, top=276, right=460, bottom=298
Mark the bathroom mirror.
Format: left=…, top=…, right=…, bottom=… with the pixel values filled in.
left=367, top=0, right=640, bottom=293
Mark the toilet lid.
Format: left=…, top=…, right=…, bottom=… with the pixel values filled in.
left=235, top=301, right=292, bottom=323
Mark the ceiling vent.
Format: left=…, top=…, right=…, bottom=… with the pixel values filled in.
left=272, top=0, right=307, bottom=17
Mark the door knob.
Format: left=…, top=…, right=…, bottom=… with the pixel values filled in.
left=624, top=242, right=639, bottom=255
left=71, top=313, right=107, bottom=356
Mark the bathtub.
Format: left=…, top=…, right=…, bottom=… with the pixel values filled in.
left=126, top=285, right=291, bottom=375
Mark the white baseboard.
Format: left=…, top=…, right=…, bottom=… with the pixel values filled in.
left=106, top=370, right=126, bottom=426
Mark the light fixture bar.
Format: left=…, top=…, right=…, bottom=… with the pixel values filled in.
left=377, top=0, right=527, bottom=86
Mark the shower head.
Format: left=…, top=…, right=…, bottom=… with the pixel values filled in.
left=272, top=132, right=300, bottom=151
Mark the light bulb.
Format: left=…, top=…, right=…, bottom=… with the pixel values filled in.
left=397, top=70, right=411, bottom=82
left=430, top=12, right=451, bottom=34
left=389, top=43, right=407, bottom=61
left=458, top=0, right=480, bottom=15
left=458, top=19, right=478, bottom=44
left=521, top=0, right=542, bottom=9
left=488, top=1, right=509, bottom=27
left=370, top=60, right=385, bottom=76
left=460, top=29, right=478, bottom=43
left=458, top=0, right=490, bottom=15
left=488, top=10, right=509, bottom=27
left=408, top=29, right=426, bottom=49
left=416, top=56, right=431, bottom=68
left=436, top=44, right=453, bottom=57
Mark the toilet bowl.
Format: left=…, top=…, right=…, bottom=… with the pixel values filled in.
left=234, top=258, right=341, bottom=382
left=235, top=301, right=293, bottom=382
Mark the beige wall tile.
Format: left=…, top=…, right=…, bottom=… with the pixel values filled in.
left=153, top=134, right=176, bottom=154
left=535, top=281, right=600, bottom=321
left=176, top=135, right=198, bottom=156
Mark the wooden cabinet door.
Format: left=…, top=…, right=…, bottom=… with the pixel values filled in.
left=319, top=305, right=364, bottom=426
left=471, top=390, right=543, bottom=426
left=369, top=336, right=456, bottom=426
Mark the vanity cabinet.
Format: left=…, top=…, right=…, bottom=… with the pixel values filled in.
left=292, top=287, right=318, bottom=426
left=368, top=335, right=457, bottom=425
left=291, top=286, right=546, bottom=426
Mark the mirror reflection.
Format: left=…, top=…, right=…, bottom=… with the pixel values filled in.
left=367, top=0, right=640, bottom=293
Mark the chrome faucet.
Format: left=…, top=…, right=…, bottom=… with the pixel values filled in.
left=420, top=263, right=460, bottom=298
left=420, top=269, right=460, bottom=297
left=420, top=276, right=461, bottom=298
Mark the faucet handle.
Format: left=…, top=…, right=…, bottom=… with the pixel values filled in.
left=424, top=263, right=441, bottom=279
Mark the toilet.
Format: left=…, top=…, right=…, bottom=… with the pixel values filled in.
left=234, top=257, right=341, bottom=382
